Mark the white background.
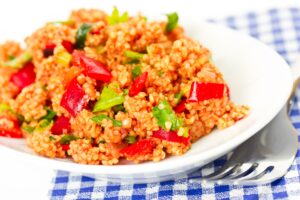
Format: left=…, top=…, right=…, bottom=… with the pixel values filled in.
left=0, top=0, right=299, bottom=199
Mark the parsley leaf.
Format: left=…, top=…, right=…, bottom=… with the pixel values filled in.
left=59, top=135, right=78, bottom=144
left=75, top=23, right=92, bottom=49
left=91, top=114, right=122, bottom=127
left=107, top=7, right=129, bottom=25
left=166, top=12, right=179, bottom=33
left=132, top=66, right=142, bottom=80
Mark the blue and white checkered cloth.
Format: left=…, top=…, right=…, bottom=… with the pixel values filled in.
left=49, top=8, right=300, bottom=200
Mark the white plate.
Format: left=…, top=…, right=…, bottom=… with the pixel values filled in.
left=0, top=3, right=293, bottom=183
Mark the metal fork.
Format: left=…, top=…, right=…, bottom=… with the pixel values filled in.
left=201, top=62, right=300, bottom=185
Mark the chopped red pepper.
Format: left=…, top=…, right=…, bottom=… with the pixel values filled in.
left=62, top=40, right=74, bottom=53
left=225, top=84, right=230, bottom=99
left=43, top=43, right=56, bottom=58
left=152, top=128, right=190, bottom=146
left=174, top=99, right=186, bottom=113
left=188, top=82, right=226, bottom=102
left=60, top=78, right=89, bottom=117
left=61, top=144, right=70, bottom=151
left=120, top=139, right=155, bottom=157
left=51, top=116, right=71, bottom=135
left=0, top=116, right=22, bottom=138
left=129, top=72, right=148, bottom=97
left=10, top=62, right=36, bottom=92
left=72, top=51, right=112, bottom=82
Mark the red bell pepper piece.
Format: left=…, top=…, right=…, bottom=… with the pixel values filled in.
left=129, top=72, right=148, bottom=97
left=10, top=62, right=36, bottom=92
left=174, top=99, right=186, bottom=113
left=60, top=78, right=89, bottom=117
left=62, top=40, right=74, bottom=53
left=61, top=144, right=70, bottom=151
left=188, top=82, right=225, bottom=102
left=43, top=43, right=56, bottom=58
left=152, top=128, right=190, bottom=146
left=72, top=51, right=112, bottom=82
left=0, top=116, right=22, bottom=138
left=51, top=116, right=71, bottom=135
left=120, top=139, right=155, bottom=157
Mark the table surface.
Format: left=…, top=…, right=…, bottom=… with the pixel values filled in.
left=0, top=0, right=299, bottom=199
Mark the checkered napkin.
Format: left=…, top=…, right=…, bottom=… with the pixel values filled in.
left=49, top=8, right=300, bottom=200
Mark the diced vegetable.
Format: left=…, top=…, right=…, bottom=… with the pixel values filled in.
left=60, top=78, right=89, bottom=117
left=75, top=23, right=92, bottom=49
left=41, top=107, right=56, bottom=121
left=124, top=51, right=145, bottom=60
left=8, top=55, right=16, bottom=60
left=0, top=103, right=10, bottom=113
left=61, top=40, right=74, bottom=53
left=55, top=51, right=72, bottom=67
left=37, top=119, right=52, bottom=130
left=174, top=99, right=186, bottom=113
left=3, top=52, right=32, bottom=69
left=152, top=128, right=189, bottom=145
left=129, top=72, right=148, bottom=97
left=61, top=144, right=70, bottom=151
left=59, top=134, right=78, bottom=144
left=22, top=126, right=35, bottom=134
left=43, top=43, right=56, bottom=58
left=152, top=100, right=183, bottom=131
left=10, top=62, right=36, bottom=91
left=107, top=7, right=129, bottom=25
left=112, top=104, right=126, bottom=114
left=131, top=66, right=142, bottom=80
left=72, top=51, right=112, bottom=82
left=51, top=116, right=71, bottom=135
left=120, top=139, right=155, bottom=157
left=91, top=114, right=122, bottom=127
left=123, top=135, right=136, bottom=144
left=188, top=82, right=226, bottom=102
left=49, top=135, right=56, bottom=141
left=0, top=116, right=22, bottom=138
left=174, top=91, right=183, bottom=104
left=166, top=12, right=179, bottom=33
left=93, top=86, right=124, bottom=112
left=158, top=70, right=164, bottom=77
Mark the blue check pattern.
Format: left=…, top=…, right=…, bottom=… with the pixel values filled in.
left=49, top=8, right=300, bottom=200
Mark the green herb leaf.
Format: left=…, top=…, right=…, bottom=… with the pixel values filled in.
left=112, top=104, right=126, bottom=114
left=22, top=126, right=35, bottom=134
left=123, top=135, right=136, bottom=144
left=8, top=55, right=16, bottom=61
left=49, top=135, right=56, bottom=141
left=41, top=107, right=56, bottom=121
left=93, top=86, right=125, bottom=112
left=107, top=7, right=129, bottom=25
left=124, top=50, right=145, bottom=60
left=174, top=91, right=183, bottom=104
left=99, top=140, right=106, bottom=144
left=0, top=103, right=11, bottom=113
left=75, top=23, right=92, bottom=49
left=158, top=70, right=164, bottom=77
left=123, top=89, right=129, bottom=95
left=132, top=66, right=142, bottom=80
left=166, top=12, right=179, bottom=33
left=59, top=134, right=78, bottom=144
left=38, top=119, right=52, bottom=128
left=91, top=114, right=122, bottom=127
left=3, top=52, right=32, bottom=69
left=152, top=100, right=183, bottom=131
